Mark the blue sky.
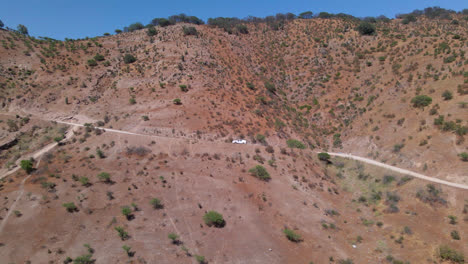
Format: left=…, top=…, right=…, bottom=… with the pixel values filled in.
left=1, top=0, right=466, bottom=39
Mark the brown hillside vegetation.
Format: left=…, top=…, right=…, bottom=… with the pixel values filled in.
left=0, top=12, right=467, bottom=264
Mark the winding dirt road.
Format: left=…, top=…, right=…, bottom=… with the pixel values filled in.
left=1, top=117, right=467, bottom=191
left=326, top=152, right=468, bottom=190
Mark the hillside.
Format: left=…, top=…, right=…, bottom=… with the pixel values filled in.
left=0, top=13, right=467, bottom=264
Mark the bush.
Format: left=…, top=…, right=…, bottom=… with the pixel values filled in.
left=183, top=26, right=198, bottom=36
left=248, top=165, right=271, bottom=181
left=173, top=98, right=182, bottom=105
left=450, top=230, right=460, bottom=240
left=411, top=95, right=432, bottom=108
left=357, top=21, right=376, bottom=35
left=20, top=159, right=34, bottom=173
left=283, top=228, right=302, bottom=242
left=203, top=211, right=225, bottom=227
left=94, top=54, right=105, bottom=61
left=236, top=24, right=248, bottom=34
left=123, top=54, right=136, bottom=64
left=150, top=198, right=163, bottom=209
left=115, top=226, right=129, bottom=240
left=459, top=152, right=468, bottom=161
left=62, top=202, right=77, bottom=212
left=122, top=206, right=132, bottom=220
left=73, top=254, right=94, bottom=264
left=168, top=233, right=179, bottom=244
left=256, top=134, right=266, bottom=144
left=195, top=255, right=206, bottom=264
left=439, top=245, right=464, bottom=263
left=87, top=59, right=97, bottom=67
left=442, top=90, right=453, bottom=100
left=264, top=81, right=276, bottom=93
left=0, top=19, right=4, bottom=28
left=97, top=172, right=111, bottom=183
left=286, top=139, right=306, bottom=149
left=318, top=152, right=331, bottom=162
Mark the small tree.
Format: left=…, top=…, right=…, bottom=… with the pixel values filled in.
left=283, top=228, right=302, bottom=242
left=20, top=159, right=34, bottom=174
left=123, top=54, right=136, bottom=64
left=97, top=172, right=111, bottom=183
left=248, top=165, right=271, bottom=181
left=357, top=21, right=376, bottom=35
left=318, top=152, right=331, bottom=162
left=411, top=95, right=432, bottom=108
left=203, top=211, right=225, bottom=227
left=173, top=98, right=182, bottom=105
left=150, top=198, right=163, bottom=209
left=17, top=24, right=28, bottom=35
left=62, top=202, right=77, bottom=212
left=0, top=19, right=4, bottom=28
left=115, top=29, right=122, bottom=34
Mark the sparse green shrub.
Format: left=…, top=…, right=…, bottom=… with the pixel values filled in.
left=122, top=245, right=132, bottom=256
left=264, top=81, right=276, bottom=93
left=87, top=59, right=97, bottom=67
left=147, top=25, right=158, bottom=36
left=173, top=98, right=182, bottom=105
left=97, top=172, right=111, bottom=183
left=115, top=226, right=129, bottom=240
left=73, top=254, right=94, bottom=264
left=248, top=165, right=271, bottom=181
left=195, top=255, right=206, bottom=264
left=256, top=134, right=266, bottom=144
left=450, top=230, right=460, bottom=240
left=168, top=233, right=179, bottom=244
left=438, top=245, right=464, bottom=263
left=179, top=84, right=188, bottom=92
left=286, top=139, right=306, bottom=149
left=62, top=202, right=77, bottom=212
left=442, top=90, right=453, bottom=100
left=203, top=211, right=225, bottom=227
left=183, top=26, right=198, bottom=36
left=123, top=54, right=136, bottom=64
left=94, top=54, right=105, bottom=61
left=283, top=228, right=302, bottom=242
left=150, top=198, right=163, bottom=209
left=122, top=206, right=132, bottom=220
left=459, top=152, right=468, bottom=161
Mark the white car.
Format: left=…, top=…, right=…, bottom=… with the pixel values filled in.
left=232, top=139, right=247, bottom=144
